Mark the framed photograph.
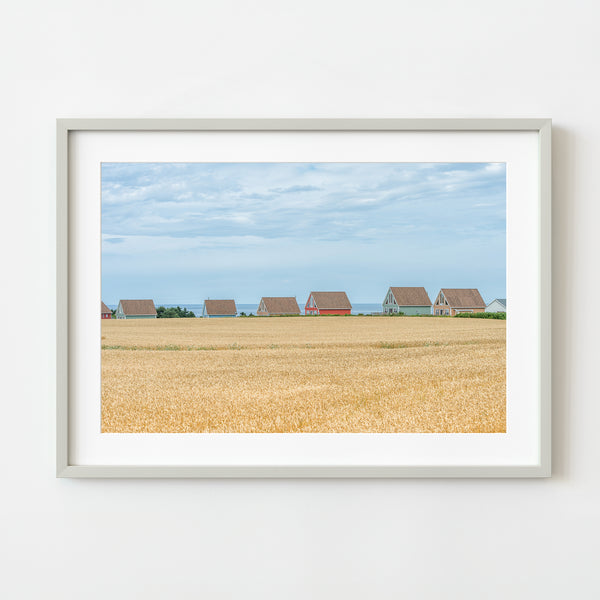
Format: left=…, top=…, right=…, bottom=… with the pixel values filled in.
left=56, top=118, right=551, bottom=477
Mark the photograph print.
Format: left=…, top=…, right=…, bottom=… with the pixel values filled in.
left=101, top=161, right=506, bottom=433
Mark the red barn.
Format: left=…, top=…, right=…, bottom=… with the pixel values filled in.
left=305, top=291, right=352, bottom=316
left=101, top=301, right=112, bottom=319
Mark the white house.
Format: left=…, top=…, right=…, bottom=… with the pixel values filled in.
left=485, top=298, right=507, bottom=313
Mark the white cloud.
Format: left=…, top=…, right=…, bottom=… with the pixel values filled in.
left=101, top=162, right=506, bottom=301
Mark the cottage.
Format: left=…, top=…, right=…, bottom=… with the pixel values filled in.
left=101, top=301, right=112, bottom=319
left=115, top=299, right=157, bottom=319
left=382, top=287, right=432, bottom=315
left=486, top=298, right=507, bottom=314
left=257, top=297, right=300, bottom=316
left=433, top=289, right=486, bottom=316
left=202, top=299, right=237, bottom=318
left=305, top=291, right=352, bottom=316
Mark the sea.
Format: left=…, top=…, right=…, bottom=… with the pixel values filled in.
left=107, top=303, right=383, bottom=317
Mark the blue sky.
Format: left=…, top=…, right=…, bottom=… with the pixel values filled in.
left=101, top=162, right=506, bottom=305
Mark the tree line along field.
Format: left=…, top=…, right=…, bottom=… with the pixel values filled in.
left=101, top=316, right=506, bottom=433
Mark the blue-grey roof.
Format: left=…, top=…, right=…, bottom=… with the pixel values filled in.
left=489, top=298, right=507, bottom=307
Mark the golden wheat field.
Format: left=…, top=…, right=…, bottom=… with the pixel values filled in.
left=101, top=316, right=505, bottom=433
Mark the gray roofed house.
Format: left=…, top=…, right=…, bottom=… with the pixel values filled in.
left=382, top=286, right=432, bottom=315
left=257, top=297, right=301, bottom=316
left=115, top=299, right=157, bottom=319
left=202, top=299, right=237, bottom=318
left=485, top=298, right=507, bottom=313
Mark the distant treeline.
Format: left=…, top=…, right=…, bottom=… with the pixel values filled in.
left=156, top=306, right=196, bottom=318
left=454, top=312, right=506, bottom=320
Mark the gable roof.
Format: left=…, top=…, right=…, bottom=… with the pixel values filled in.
left=440, top=289, right=485, bottom=308
left=309, top=291, right=352, bottom=310
left=259, top=297, right=300, bottom=314
left=101, top=301, right=111, bottom=314
left=488, top=298, right=507, bottom=309
left=118, top=299, right=157, bottom=315
left=204, top=299, right=237, bottom=315
left=389, top=287, right=432, bottom=306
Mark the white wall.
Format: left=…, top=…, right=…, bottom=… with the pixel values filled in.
left=1, top=1, right=599, bottom=598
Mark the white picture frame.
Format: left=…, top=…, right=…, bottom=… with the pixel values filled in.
left=56, top=118, right=551, bottom=478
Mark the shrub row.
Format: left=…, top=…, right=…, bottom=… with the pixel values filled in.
left=454, top=312, right=506, bottom=320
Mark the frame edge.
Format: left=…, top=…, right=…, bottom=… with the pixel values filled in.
left=57, top=464, right=550, bottom=478
left=56, top=120, right=69, bottom=477
left=57, top=118, right=552, bottom=478
left=538, top=119, right=552, bottom=477
left=54, top=117, right=550, bottom=132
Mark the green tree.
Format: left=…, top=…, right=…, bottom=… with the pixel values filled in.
left=156, top=306, right=196, bottom=318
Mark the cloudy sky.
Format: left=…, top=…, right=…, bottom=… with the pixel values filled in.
left=101, top=162, right=506, bottom=305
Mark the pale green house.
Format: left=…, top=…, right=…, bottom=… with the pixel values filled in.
left=382, top=287, right=432, bottom=315
left=115, top=299, right=157, bottom=319
left=202, top=299, right=237, bottom=318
